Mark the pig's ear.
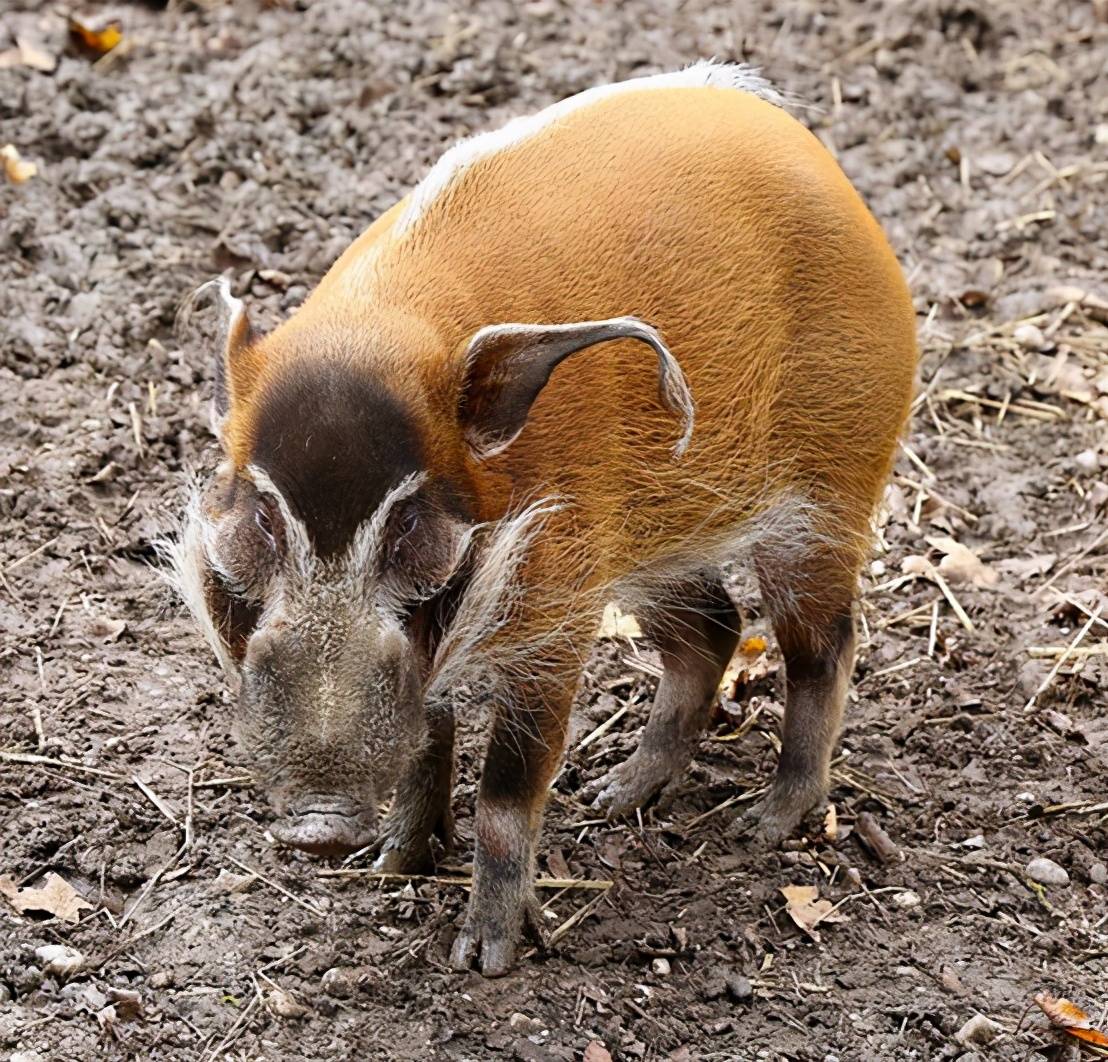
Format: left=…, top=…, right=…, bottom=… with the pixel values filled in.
left=178, top=277, right=257, bottom=445
left=210, top=278, right=255, bottom=425
left=458, top=316, right=695, bottom=460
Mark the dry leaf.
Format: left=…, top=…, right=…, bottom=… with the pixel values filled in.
left=105, top=987, right=142, bottom=1020
left=1, top=144, right=38, bottom=184
left=996, top=553, right=1056, bottom=583
left=1035, top=991, right=1108, bottom=1047
left=1048, top=285, right=1108, bottom=321
left=959, top=289, right=989, bottom=309
left=0, top=872, right=94, bottom=923
left=596, top=603, right=642, bottom=640
left=779, top=884, right=848, bottom=942
left=88, top=616, right=127, bottom=642
left=719, top=638, right=774, bottom=700
left=583, top=1042, right=613, bottom=1062
left=0, top=36, right=57, bottom=72
left=68, top=16, right=124, bottom=56
left=926, top=536, right=998, bottom=589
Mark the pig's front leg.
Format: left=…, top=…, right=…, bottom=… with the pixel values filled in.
left=449, top=681, right=572, bottom=977
left=374, top=700, right=455, bottom=874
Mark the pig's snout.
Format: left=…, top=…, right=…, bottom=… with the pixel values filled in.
left=270, top=794, right=377, bottom=857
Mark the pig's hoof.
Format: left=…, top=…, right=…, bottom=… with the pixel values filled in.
left=372, top=839, right=434, bottom=876
left=732, top=792, right=816, bottom=849
left=449, top=897, right=542, bottom=977
left=449, top=924, right=518, bottom=978
left=589, top=752, right=684, bottom=817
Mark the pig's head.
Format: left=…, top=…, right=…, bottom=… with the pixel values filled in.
left=166, top=279, right=692, bottom=856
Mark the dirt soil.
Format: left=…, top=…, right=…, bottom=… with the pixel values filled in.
left=3, top=1, right=1108, bottom=1059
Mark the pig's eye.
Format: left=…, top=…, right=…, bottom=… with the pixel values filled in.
left=255, top=504, right=276, bottom=551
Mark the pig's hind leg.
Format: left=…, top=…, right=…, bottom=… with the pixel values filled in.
left=374, top=700, right=455, bottom=874
left=736, top=546, right=857, bottom=846
left=592, top=578, right=740, bottom=816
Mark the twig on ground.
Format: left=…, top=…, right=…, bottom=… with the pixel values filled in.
left=227, top=856, right=326, bottom=917
left=1024, top=606, right=1102, bottom=711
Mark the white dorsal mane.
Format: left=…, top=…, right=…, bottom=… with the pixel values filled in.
left=396, top=60, right=782, bottom=236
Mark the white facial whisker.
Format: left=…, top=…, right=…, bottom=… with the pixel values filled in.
left=349, top=471, right=428, bottom=585
left=153, top=477, right=238, bottom=676
left=244, top=464, right=315, bottom=581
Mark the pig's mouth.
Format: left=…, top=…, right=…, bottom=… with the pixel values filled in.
left=269, top=795, right=377, bottom=857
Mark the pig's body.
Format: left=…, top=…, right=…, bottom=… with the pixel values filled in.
left=175, top=63, right=917, bottom=977
left=245, top=79, right=913, bottom=565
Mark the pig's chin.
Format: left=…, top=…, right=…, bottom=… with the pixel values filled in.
left=269, top=795, right=377, bottom=857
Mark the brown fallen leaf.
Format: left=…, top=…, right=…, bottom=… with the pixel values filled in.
left=960, top=289, right=989, bottom=309
left=68, top=16, right=124, bottom=56
left=107, top=987, right=143, bottom=1020
left=926, top=536, right=998, bottom=589
left=583, top=1042, right=613, bottom=1062
left=779, top=884, right=848, bottom=942
left=0, top=872, right=94, bottom=923
left=1, top=144, right=38, bottom=184
left=1035, top=991, right=1108, bottom=1047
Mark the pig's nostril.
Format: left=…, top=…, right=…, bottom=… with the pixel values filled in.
left=270, top=797, right=376, bottom=857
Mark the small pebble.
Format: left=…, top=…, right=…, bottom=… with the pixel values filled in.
left=1026, top=857, right=1069, bottom=887
left=651, top=957, right=671, bottom=976
left=267, top=988, right=308, bottom=1019
left=34, top=944, right=85, bottom=980
left=508, top=1012, right=544, bottom=1034
left=955, top=1012, right=1002, bottom=1046
left=320, top=967, right=354, bottom=999
left=1015, top=791, right=1036, bottom=804
left=1013, top=323, right=1046, bottom=351
left=1088, top=862, right=1107, bottom=885
left=893, top=890, right=921, bottom=909
left=725, top=973, right=752, bottom=1002
left=1075, top=449, right=1099, bottom=473
left=212, top=869, right=255, bottom=894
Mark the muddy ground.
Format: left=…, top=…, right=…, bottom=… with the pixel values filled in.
left=2, top=1, right=1108, bottom=1059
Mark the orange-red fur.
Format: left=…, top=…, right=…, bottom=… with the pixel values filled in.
left=224, top=86, right=914, bottom=663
